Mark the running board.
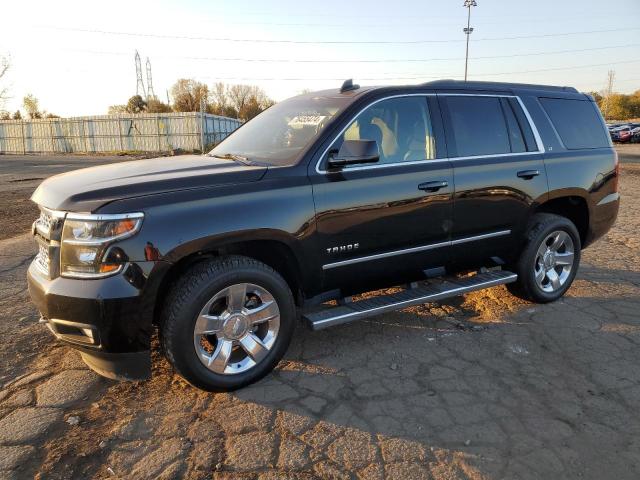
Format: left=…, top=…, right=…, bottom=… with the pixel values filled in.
left=303, top=270, right=517, bottom=331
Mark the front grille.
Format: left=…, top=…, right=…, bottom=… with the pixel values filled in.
left=35, top=209, right=54, bottom=238
left=32, top=207, right=65, bottom=278
left=34, top=241, right=50, bottom=275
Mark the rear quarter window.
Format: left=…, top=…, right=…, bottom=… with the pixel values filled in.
left=539, top=97, right=609, bottom=149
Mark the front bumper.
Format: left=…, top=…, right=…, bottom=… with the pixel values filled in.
left=27, top=260, right=159, bottom=380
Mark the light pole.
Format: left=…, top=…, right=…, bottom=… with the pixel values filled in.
left=463, top=0, right=477, bottom=81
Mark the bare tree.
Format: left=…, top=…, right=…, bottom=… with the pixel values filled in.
left=0, top=55, right=10, bottom=112
left=171, top=79, right=209, bottom=112
left=211, top=82, right=229, bottom=111
left=23, top=94, right=41, bottom=119
left=226, top=84, right=274, bottom=121
left=227, top=84, right=255, bottom=116
left=108, top=104, right=128, bottom=115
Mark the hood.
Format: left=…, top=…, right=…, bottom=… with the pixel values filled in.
left=31, top=155, right=268, bottom=212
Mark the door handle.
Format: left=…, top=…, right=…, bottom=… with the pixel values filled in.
left=418, top=180, right=449, bottom=192
left=517, top=169, right=540, bottom=179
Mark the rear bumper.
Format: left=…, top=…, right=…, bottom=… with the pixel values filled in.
left=585, top=192, right=620, bottom=248
left=27, top=260, right=162, bottom=380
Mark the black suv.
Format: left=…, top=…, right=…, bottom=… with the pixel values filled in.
left=28, top=80, right=619, bottom=391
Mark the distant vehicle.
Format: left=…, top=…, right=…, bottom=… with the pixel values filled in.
left=611, top=126, right=633, bottom=143
left=27, top=80, right=620, bottom=391
left=631, top=126, right=640, bottom=143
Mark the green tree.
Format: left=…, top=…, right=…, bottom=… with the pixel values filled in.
left=126, top=95, right=147, bottom=114
left=0, top=111, right=10, bottom=120
left=12, top=110, right=21, bottom=120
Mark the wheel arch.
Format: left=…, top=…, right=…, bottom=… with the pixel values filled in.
left=534, top=194, right=589, bottom=247
left=151, top=233, right=305, bottom=325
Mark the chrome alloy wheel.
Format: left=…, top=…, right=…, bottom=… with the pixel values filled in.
left=533, top=230, right=575, bottom=293
left=193, top=283, right=280, bottom=375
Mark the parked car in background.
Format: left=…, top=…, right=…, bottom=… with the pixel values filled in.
left=631, top=126, right=640, bottom=143
left=611, top=125, right=633, bottom=142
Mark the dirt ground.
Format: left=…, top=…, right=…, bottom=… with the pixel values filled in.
left=0, top=151, right=639, bottom=479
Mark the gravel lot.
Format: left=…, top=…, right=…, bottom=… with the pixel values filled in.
left=0, top=149, right=639, bottom=479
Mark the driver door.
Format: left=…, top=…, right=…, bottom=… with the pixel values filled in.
left=308, top=95, right=454, bottom=294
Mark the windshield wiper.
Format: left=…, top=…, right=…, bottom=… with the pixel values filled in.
left=210, top=153, right=251, bottom=165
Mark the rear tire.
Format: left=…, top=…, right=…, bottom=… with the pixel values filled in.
left=507, top=213, right=581, bottom=303
left=160, top=255, right=296, bottom=391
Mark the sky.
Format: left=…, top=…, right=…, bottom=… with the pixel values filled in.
left=1, top=0, right=639, bottom=117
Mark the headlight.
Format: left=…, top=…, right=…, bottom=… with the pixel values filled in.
left=60, top=212, right=144, bottom=278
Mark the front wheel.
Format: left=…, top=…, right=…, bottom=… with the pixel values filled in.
left=160, top=256, right=296, bottom=391
left=508, top=213, right=581, bottom=303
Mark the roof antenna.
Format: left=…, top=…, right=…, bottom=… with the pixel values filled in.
left=340, top=79, right=360, bottom=93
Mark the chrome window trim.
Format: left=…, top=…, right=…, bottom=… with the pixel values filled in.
left=322, top=229, right=511, bottom=270
left=314, top=92, right=545, bottom=174
left=315, top=93, right=437, bottom=174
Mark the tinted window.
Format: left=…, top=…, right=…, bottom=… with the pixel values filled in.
left=500, top=98, right=527, bottom=153
left=507, top=97, right=538, bottom=152
left=334, top=96, right=436, bottom=166
left=442, top=96, right=510, bottom=157
left=539, top=97, right=609, bottom=149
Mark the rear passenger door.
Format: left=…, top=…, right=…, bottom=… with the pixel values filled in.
left=438, top=94, right=548, bottom=267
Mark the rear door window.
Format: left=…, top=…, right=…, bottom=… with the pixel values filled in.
left=539, top=97, right=609, bottom=149
left=440, top=96, right=511, bottom=157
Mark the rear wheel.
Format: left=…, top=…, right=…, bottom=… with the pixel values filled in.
left=508, top=213, right=581, bottom=303
left=160, top=256, right=296, bottom=391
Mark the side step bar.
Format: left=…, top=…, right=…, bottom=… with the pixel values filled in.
left=303, top=270, right=517, bottom=331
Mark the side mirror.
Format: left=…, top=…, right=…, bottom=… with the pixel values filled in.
left=327, top=139, right=380, bottom=169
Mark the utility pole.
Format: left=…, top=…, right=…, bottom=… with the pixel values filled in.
left=463, top=0, right=477, bottom=82
left=602, top=70, right=615, bottom=120
left=135, top=50, right=146, bottom=98
left=146, top=57, right=156, bottom=102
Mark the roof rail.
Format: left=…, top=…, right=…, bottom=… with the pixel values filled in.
left=422, top=79, right=578, bottom=93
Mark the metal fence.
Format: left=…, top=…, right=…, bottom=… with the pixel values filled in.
left=0, top=112, right=242, bottom=154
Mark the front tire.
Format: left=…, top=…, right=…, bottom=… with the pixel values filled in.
left=160, top=255, right=296, bottom=391
left=508, top=213, right=581, bottom=303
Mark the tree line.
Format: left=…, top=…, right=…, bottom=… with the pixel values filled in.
left=108, top=79, right=275, bottom=122
left=589, top=90, right=640, bottom=121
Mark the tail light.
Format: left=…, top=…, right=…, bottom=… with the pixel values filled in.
left=613, top=150, right=619, bottom=192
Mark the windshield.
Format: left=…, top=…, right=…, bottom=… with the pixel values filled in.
left=209, top=93, right=351, bottom=166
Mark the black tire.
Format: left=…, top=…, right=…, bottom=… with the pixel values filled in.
left=507, top=213, right=581, bottom=303
left=160, top=255, right=296, bottom=391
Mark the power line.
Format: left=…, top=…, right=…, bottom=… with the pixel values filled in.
left=189, top=14, right=633, bottom=28
left=58, top=43, right=640, bottom=65
left=40, top=25, right=640, bottom=45
left=185, top=59, right=640, bottom=82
